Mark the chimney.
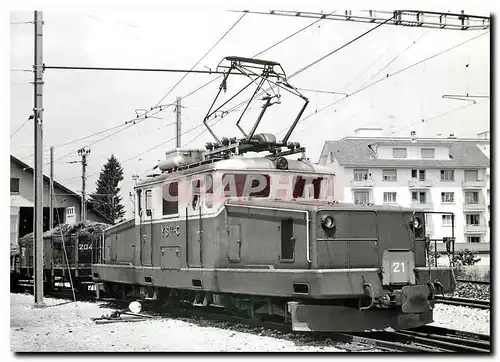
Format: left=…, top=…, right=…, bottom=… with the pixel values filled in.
left=410, top=130, right=417, bottom=143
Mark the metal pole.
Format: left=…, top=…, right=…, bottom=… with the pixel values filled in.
left=33, top=10, right=45, bottom=307
left=78, top=148, right=90, bottom=221
left=176, top=97, right=181, bottom=148
left=49, top=146, right=54, bottom=229
left=82, top=153, right=86, bottom=220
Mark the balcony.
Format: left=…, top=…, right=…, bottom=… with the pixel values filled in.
left=464, top=224, right=488, bottom=234
left=350, top=179, right=375, bottom=188
left=463, top=201, right=486, bottom=211
left=462, top=180, right=486, bottom=189
left=408, top=179, right=433, bottom=188
left=409, top=201, right=433, bottom=210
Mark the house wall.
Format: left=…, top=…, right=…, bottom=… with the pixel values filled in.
left=334, top=166, right=488, bottom=245
left=10, top=159, right=108, bottom=224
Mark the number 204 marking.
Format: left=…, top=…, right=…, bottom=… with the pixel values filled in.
left=392, top=261, right=405, bottom=273
left=78, top=244, right=93, bottom=251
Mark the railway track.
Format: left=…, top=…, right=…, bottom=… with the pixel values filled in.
left=12, top=288, right=490, bottom=352
left=435, top=296, right=490, bottom=310
left=456, top=279, right=490, bottom=285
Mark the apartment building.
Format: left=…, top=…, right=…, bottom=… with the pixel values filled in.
left=318, top=128, right=490, bottom=246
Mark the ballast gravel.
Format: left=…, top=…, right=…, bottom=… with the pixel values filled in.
left=430, top=304, right=490, bottom=335
left=10, top=294, right=346, bottom=352
left=10, top=293, right=490, bottom=352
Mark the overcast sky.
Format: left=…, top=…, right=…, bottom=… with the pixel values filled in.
left=8, top=3, right=491, bottom=218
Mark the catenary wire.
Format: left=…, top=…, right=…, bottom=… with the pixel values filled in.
left=275, top=30, right=490, bottom=137
left=101, top=12, right=336, bottom=173
left=151, top=12, right=247, bottom=110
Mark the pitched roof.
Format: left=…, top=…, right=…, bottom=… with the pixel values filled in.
left=10, top=155, right=114, bottom=223
left=320, top=138, right=490, bottom=168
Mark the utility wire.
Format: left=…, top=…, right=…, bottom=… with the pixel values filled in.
left=53, top=11, right=249, bottom=171
left=358, top=31, right=428, bottom=89
left=218, top=16, right=396, bottom=125
left=49, top=107, right=173, bottom=166
left=253, top=11, right=336, bottom=58
left=289, top=15, right=396, bottom=78
left=43, top=65, right=242, bottom=75
left=108, top=12, right=333, bottom=170
left=151, top=12, right=247, bottom=110
left=388, top=100, right=487, bottom=136
left=10, top=117, right=32, bottom=139
left=52, top=10, right=337, bottom=181
left=276, top=30, right=490, bottom=136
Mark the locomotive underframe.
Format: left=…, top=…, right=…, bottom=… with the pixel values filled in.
left=92, top=264, right=452, bottom=331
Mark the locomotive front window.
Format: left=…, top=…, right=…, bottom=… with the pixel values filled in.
left=222, top=174, right=270, bottom=198
left=293, top=176, right=323, bottom=199
left=145, top=190, right=152, bottom=217
left=163, top=182, right=179, bottom=215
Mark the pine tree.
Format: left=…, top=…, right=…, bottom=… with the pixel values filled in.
left=89, top=155, right=125, bottom=223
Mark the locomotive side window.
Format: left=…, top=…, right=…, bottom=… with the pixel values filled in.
left=163, top=182, right=179, bottom=215
left=192, top=174, right=213, bottom=209
left=323, top=211, right=377, bottom=239
left=281, top=219, right=295, bottom=260
left=137, top=190, right=142, bottom=216
left=145, top=190, right=152, bottom=217
left=293, top=176, right=323, bottom=199
left=222, top=174, right=270, bottom=198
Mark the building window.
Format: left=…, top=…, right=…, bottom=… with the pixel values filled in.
left=353, top=169, right=369, bottom=181
left=10, top=178, right=20, bottom=193
left=441, top=192, right=454, bottom=203
left=442, top=214, right=453, bottom=226
left=411, top=191, right=427, bottom=204
left=353, top=191, right=370, bottom=204
left=466, top=214, right=480, bottom=226
left=464, top=169, right=479, bottom=181
left=383, top=192, right=397, bottom=203
left=163, top=182, right=179, bottom=215
left=393, top=148, right=407, bottom=158
left=382, top=169, right=397, bottom=181
left=411, top=169, right=426, bottom=181
left=421, top=148, right=435, bottom=158
left=464, top=191, right=479, bottom=204
left=440, top=170, right=454, bottom=181
left=467, top=236, right=481, bottom=243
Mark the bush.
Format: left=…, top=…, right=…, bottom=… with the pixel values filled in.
left=453, top=248, right=481, bottom=267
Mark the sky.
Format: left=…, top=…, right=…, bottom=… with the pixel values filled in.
left=8, top=2, right=492, bottom=219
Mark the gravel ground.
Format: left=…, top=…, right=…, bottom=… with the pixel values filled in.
left=430, top=304, right=490, bottom=335
left=454, top=282, right=490, bottom=301
left=11, top=293, right=490, bottom=352
left=10, top=293, right=348, bottom=352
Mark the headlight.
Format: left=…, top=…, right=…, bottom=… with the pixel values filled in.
left=321, top=215, right=335, bottom=229
left=275, top=157, right=288, bottom=170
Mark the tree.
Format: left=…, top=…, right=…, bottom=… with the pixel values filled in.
left=89, top=154, right=125, bottom=223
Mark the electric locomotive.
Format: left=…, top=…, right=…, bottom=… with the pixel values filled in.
left=92, top=56, right=455, bottom=332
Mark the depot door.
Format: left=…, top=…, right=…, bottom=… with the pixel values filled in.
left=140, top=190, right=153, bottom=266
